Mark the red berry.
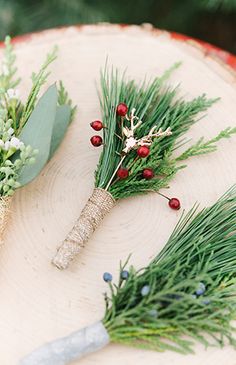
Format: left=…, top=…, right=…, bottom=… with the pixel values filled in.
left=142, top=168, right=154, bottom=180
left=90, top=120, right=103, bottom=131
left=90, top=135, right=103, bottom=147
left=117, top=168, right=129, bottom=179
left=169, top=198, right=181, bottom=210
left=137, top=146, right=150, bottom=158
left=116, top=103, right=128, bottom=117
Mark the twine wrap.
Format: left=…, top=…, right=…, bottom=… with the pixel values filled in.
left=19, top=321, right=110, bottom=365
left=0, top=196, right=12, bottom=247
left=52, top=188, right=115, bottom=270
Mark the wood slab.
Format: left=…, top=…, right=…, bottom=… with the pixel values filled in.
left=0, top=24, right=236, bottom=365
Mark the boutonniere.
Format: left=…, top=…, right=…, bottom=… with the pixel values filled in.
left=21, top=186, right=236, bottom=364
left=0, top=36, right=75, bottom=246
left=52, top=63, right=236, bottom=269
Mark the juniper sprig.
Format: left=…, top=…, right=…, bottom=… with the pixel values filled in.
left=21, top=187, right=236, bottom=363
left=103, top=186, right=236, bottom=353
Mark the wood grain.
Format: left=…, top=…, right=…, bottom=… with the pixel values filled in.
left=0, top=24, right=236, bottom=365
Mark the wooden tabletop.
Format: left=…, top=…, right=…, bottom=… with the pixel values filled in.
left=0, top=24, right=236, bottom=365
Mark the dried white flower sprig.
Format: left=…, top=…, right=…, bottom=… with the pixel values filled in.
left=106, top=108, right=172, bottom=188
left=122, top=108, right=172, bottom=154
left=0, top=36, right=75, bottom=246
left=0, top=112, right=37, bottom=196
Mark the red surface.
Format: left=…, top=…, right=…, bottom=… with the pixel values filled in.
left=0, top=25, right=236, bottom=70
left=170, top=31, right=236, bottom=70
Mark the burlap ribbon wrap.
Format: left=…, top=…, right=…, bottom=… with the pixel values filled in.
left=0, top=196, right=12, bottom=247
left=52, top=188, right=115, bottom=269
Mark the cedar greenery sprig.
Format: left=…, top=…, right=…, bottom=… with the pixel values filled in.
left=95, top=64, right=235, bottom=200
left=57, top=80, right=77, bottom=121
left=103, top=186, right=236, bottom=353
left=18, top=46, right=58, bottom=132
left=0, top=35, right=20, bottom=90
left=176, top=126, right=236, bottom=161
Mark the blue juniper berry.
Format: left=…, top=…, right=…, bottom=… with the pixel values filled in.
left=103, top=272, right=113, bottom=282
left=196, top=282, right=206, bottom=296
left=141, top=285, right=150, bottom=297
left=120, top=270, right=129, bottom=280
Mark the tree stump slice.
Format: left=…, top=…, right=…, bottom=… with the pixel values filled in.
left=0, top=24, right=236, bottom=365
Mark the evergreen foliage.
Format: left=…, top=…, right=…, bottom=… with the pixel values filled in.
left=95, top=65, right=235, bottom=200
left=104, top=186, right=236, bottom=353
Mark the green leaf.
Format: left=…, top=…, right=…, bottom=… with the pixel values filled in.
left=18, top=84, right=58, bottom=185
left=49, top=104, right=71, bottom=160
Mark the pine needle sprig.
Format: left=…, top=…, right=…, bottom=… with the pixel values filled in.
left=103, top=186, right=236, bottom=353
left=95, top=65, right=233, bottom=200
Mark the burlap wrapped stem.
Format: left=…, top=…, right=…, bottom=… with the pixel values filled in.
left=52, top=188, right=115, bottom=269
left=0, top=196, right=12, bottom=248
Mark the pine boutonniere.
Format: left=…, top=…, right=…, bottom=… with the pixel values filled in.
left=52, top=63, right=236, bottom=269
left=21, top=186, right=236, bottom=364
left=0, top=36, right=75, bottom=246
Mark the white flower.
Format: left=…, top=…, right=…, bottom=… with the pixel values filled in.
left=10, top=136, right=24, bottom=149
left=4, top=141, right=10, bottom=151
left=4, top=137, right=24, bottom=151
left=0, top=140, right=4, bottom=149
left=6, top=88, right=20, bottom=100
left=1, top=64, right=9, bottom=76
left=8, top=127, right=14, bottom=136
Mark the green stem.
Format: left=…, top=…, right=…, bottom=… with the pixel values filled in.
left=105, top=155, right=126, bottom=190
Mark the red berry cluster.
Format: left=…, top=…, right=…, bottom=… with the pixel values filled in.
left=116, top=103, right=153, bottom=181
left=90, top=120, right=104, bottom=147
left=118, top=103, right=151, bottom=159
left=91, top=102, right=181, bottom=210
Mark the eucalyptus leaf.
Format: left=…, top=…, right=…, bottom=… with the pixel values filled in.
left=49, top=105, right=71, bottom=160
left=18, top=84, right=58, bottom=185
